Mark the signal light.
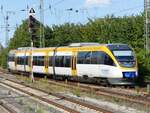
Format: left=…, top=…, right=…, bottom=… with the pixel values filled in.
left=31, top=34, right=36, bottom=40
left=29, top=15, right=36, bottom=41
left=29, top=15, right=36, bottom=28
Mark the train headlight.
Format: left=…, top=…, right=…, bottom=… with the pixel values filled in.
left=119, top=61, right=135, bottom=67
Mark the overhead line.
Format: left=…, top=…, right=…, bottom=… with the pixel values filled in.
left=112, top=5, right=143, bottom=15
left=52, top=0, right=65, bottom=6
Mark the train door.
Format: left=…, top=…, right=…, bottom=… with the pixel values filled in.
left=29, top=51, right=32, bottom=72
left=54, top=51, right=72, bottom=76
left=16, top=52, right=26, bottom=72
left=15, top=52, right=17, bottom=71
left=71, top=51, right=77, bottom=76
left=24, top=50, right=26, bottom=72
left=24, top=51, right=31, bottom=72
left=45, top=51, right=49, bottom=74
left=32, top=52, right=46, bottom=74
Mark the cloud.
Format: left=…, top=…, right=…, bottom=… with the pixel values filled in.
left=85, top=0, right=111, bottom=8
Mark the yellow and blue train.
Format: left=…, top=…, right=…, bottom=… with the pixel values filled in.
left=8, top=43, right=138, bottom=85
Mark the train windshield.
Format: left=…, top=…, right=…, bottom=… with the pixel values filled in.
left=113, top=50, right=136, bottom=67
left=107, top=44, right=136, bottom=67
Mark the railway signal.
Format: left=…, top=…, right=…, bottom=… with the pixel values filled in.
left=29, top=8, right=36, bottom=41
left=29, top=8, right=35, bottom=83
left=29, top=15, right=36, bottom=40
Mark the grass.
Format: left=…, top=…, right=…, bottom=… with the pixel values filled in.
left=135, top=86, right=141, bottom=95
left=36, top=105, right=44, bottom=113
left=72, top=83, right=81, bottom=97
left=26, top=103, right=35, bottom=112
left=147, top=84, right=150, bottom=94
left=24, top=101, right=49, bottom=113
left=18, top=98, right=24, bottom=105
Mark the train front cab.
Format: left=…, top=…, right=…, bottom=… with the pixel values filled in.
left=106, top=44, right=138, bottom=86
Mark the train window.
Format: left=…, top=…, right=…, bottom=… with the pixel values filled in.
left=33, top=56, right=44, bottom=66
left=17, top=57, right=20, bottom=64
left=91, top=51, right=115, bottom=66
left=38, top=56, right=44, bottom=66
left=8, top=56, right=15, bottom=62
left=55, top=56, right=64, bottom=67
left=25, top=56, right=28, bottom=65
left=33, top=56, right=37, bottom=65
left=49, top=56, right=53, bottom=66
left=53, top=56, right=71, bottom=67
left=77, top=51, right=91, bottom=64
left=22, top=56, right=26, bottom=65
left=19, top=57, right=21, bottom=64
left=59, top=56, right=64, bottom=67
left=77, top=52, right=87, bottom=64
left=55, top=56, right=60, bottom=67
left=17, top=56, right=26, bottom=65
left=104, top=54, right=114, bottom=66
left=85, top=52, right=91, bottom=64
left=91, top=52, right=97, bottom=64
left=64, top=56, right=71, bottom=67
left=77, top=52, right=85, bottom=64
left=91, top=51, right=105, bottom=64
left=17, top=57, right=20, bottom=65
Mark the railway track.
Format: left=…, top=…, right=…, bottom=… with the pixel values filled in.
left=0, top=68, right=150, bottom=111
left=44, top=79, right=150, bottom=106
left=0, top=75, right=114, bottom=113
left=0, top=101, right=18, bottom=113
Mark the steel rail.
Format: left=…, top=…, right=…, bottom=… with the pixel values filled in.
left=0, top=101, right=18, bottom=113
left=4, top=79, right=114, bottom=113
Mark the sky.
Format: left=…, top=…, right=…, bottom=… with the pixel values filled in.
left=0, top=0, right=144, bottom=46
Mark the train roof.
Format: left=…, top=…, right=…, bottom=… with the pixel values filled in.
left=107, top=44, right=131, bottom=50
left=14, top=43, right=130, bottom=51
left=8, top=50, right=17, bottom=56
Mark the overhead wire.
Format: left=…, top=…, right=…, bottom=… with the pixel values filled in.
left=112, top=5, right=143, bottom=16
left=1, top=1, right=144, bottom=26
left=52, top=0, right=65, bottom=6
left=43, top=3, right=144, bottom=24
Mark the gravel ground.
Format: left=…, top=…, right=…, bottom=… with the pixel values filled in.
left=0, top=105, right=10, bottom=113
left=0, top=83, right=67, bottom=113
left=63, top=92, right=149, bottom=113
left=0, top=72, right=149, bottom=113
left=2, top=80, right=103, bottom=113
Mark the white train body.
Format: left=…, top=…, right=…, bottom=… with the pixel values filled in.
left=8, top=43, right=138, bottom=85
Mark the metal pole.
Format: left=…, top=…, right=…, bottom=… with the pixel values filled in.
left=30, top=40, right=34, bottom=82
left=145, top=0, right=150, bottom=54
left=147, top=84, right=150, bottom=94
left=29, top=8, right=35, bottom=82
left=40, top=3, right=42, bottom=48
left=4, top=11, right=15, bottom=47
left=5, top=12, right=9, bottom=47
left=40, top=0, right=45, bottom=47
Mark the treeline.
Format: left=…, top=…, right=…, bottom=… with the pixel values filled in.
left=0, top=13, right=150, bottom=83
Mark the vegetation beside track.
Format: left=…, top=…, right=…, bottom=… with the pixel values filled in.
left=0, top=13, right=150, bottom=84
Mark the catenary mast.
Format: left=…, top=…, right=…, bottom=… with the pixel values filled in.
left=40, top=0, right=45, bottom=47
left=144, top=0, right=150, bottom=53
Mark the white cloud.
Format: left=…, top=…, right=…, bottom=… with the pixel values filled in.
left=85, top=0, right=111, bottom=8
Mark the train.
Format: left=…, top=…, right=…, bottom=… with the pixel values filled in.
left=7, top=43, right=138, bottom=85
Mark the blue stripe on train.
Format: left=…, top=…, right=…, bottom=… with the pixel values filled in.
left=123, top=72, right=137, bottom=78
